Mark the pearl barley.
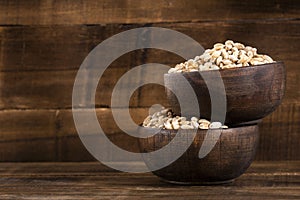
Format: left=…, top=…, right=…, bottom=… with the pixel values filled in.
left=168, top=40, right=274, bottom=73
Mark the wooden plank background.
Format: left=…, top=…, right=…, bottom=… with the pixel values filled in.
left=0, top=0, right=299, bottom=161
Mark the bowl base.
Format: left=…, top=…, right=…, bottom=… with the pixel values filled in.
left=160, top=178, right=235, bottom=185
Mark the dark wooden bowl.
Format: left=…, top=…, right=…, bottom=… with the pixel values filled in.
left=138, top=125, right=259, bottom=184
left=164, top=62, right=286, bottom=125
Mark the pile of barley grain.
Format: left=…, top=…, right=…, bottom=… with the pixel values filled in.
left=142, top=108, right=227, bottom=130
left=168, top=40, right=274, bottom=73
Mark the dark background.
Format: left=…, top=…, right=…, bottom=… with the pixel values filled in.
left=0, top=0, right=299, bottom=161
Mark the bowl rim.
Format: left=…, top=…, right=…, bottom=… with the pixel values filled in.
left=164, top=61, right=284, bottom=76
left=139, top=123, right=258, bottom=135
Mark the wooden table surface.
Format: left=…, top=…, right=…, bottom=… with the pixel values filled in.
left=0, top=161, right=299, bottom=200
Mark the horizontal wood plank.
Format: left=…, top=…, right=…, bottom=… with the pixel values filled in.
left=145, top=21, right=300, bottom=63
left=0, top=109, right=56, bottom=141
left=0, top=139, right=57, bottom=162
left=0, top=110, right=58, bottom=161
left=0, top=70, right=79, bottom=109
left=0, top=21, right=299, bottom=109
left=0, top=161, right=299, bottom=175
left=0, top=104, right=299, bottom=161
left=56, top=108, right=149, bottom=137
left=0, top=108, right=150, bottom=161
left=1, top=21, right=300, bottom=71
left=0, top=0, right=299, bottom=25
left=0, top=68, right=145, bottom=109
left=56, top=108, right=148, bottom=161
left=57, top=134, right=141, bottom=162
left=0, top=25, right=145, bottom=71
left=0, top=161, right=299, bottom=199
left=0, top=64, right=297, bottom=109
left=66, top=104, right=300, bottom=161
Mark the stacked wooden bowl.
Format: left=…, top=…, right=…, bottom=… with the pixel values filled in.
left=139, top=62, right=286, bottom=184
left=164, top=62, right=286, bottom=125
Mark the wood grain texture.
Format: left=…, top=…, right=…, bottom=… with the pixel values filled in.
left=0, top=63, right=296, bottom=109
left=1, top=21, right=300, bottom=72
left=0, top=0, right=299, bottom=162
left=0, top=70, right=79, bottom=109
left=257, top=103, right=300, bottom=160
left=0, top=109, right=56, bottom=141
left=0, top=139, right=57, bottom=162
left=144, top=21, right=300, bottom=106
left=0, top=0, right=299, bottom=25
left=139, top=125, right=259, bottom=183
left=164, top=62, right=285, bottom=125
left=0, top=22, right=299, bottom=109
left=56, top=108, right=148, bottom=137
left=0, top=68, right=143, bottom=109
left=0, top=110, right=58, bottom=161
left=0, top=25, right=145, bottom=71
left=0, top=161, right=299, bottom=199
left=0, top=104, right=299, bottom=161
left=0, top=108, right=149, bottom=161
left=55, top=108, right=148, bottom=161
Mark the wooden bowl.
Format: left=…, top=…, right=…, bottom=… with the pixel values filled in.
left=138, top=125, right=259, bottom=184
left=164, top=62, right=286, bottom=125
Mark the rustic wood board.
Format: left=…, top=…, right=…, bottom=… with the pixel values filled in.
left=0, top=0, right=299, bottom=163
left=257, top=103, right=300, bottom=160
left=0, top=109, right=57, bottom=141
left=0, top=0, right=299, bottom=25
left=0, top=25, right=144, bottom=71
left=50, top=103, right=300, bottom=161
left=1, top=21, right=300, bottom=72
left=0, top=21, right=299, bottom=109
left=0, top=161, right=299, bottom=199
left=0, top=108, right=149, bottom=161
left=0, top=105, right=299, bottom=161
left=0, top=67, right=297, bottom=109
left=0, top=68, right=143, bottom=109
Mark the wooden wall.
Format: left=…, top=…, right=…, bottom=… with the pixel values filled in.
left=0, top=0, right=299, bottom=161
